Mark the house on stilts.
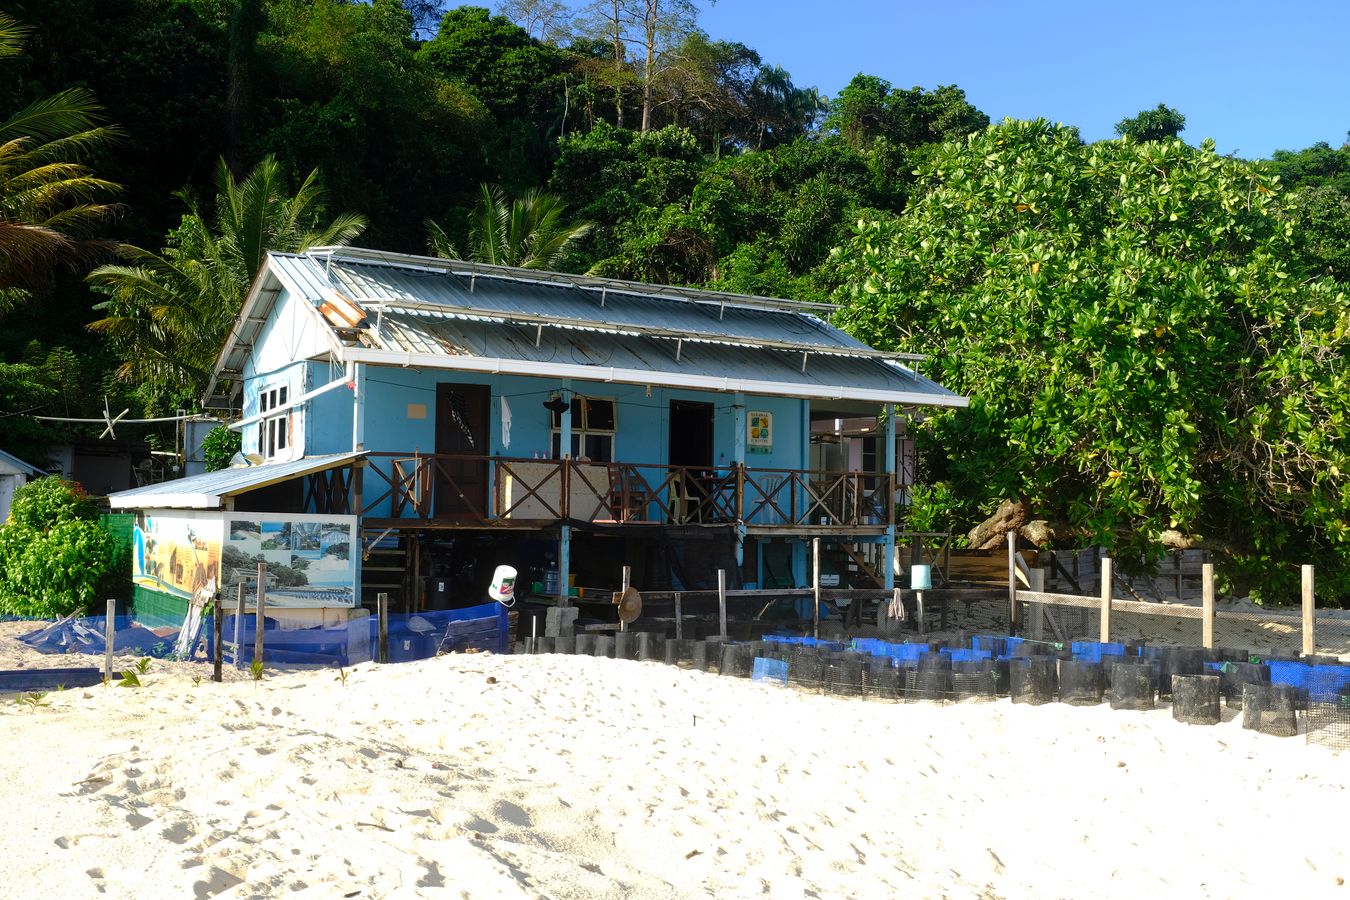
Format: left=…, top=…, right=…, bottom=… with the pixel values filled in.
left=108, top=247, right=966, bottom=635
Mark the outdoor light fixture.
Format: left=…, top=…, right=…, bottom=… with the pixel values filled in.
left=543, top=395, right=568, bottom=414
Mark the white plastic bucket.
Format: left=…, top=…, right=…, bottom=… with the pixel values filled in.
left=489, top=565, right=517, bottom=605
left=910, top=564, right=932, bottom=591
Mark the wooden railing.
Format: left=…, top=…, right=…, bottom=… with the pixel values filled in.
left=359, top=453, right=896, bottom=529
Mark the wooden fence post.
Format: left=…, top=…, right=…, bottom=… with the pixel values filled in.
left=234, top=582, right=245, bottom=670
left=1302, top=564, right=1316, bottom=658
left=717, top=569, right=728, bottom=641
left=254, top=562, right=267, bottom=665
left=1028, top=569, right=1045, bottom=642
left=1201, top=563, right=1215, bottom=649
left=1099, top=557, right=1112, bottom=642
left=1007, top=530, right=1018, bottom=634
left=212, top=592, right=223, bottom=683
left=104, top=598, right=116, bottom=683
left=378, top=591, right=390, bottom=664
left=812, top=538, right=821, bottom=641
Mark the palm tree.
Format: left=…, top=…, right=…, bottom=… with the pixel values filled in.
left=426, top=183, right=592, bottom=270
left=0, top=13, right=121, bottom=305
left=87, top=155, right=365, bottom=408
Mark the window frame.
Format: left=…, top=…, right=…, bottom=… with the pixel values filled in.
left=258, top=384, right=291, bottom=459
left=549, top=395, right=617, bottom=462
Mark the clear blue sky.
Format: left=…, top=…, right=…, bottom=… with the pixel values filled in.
left=695, top=0, right=1350, bottom=159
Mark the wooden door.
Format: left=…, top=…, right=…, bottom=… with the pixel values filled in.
left=435, top=383, right=490, bottom=519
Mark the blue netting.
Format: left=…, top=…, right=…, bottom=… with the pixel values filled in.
left=13, top=603, right=510, bottom=669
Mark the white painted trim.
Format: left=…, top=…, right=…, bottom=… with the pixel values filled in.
left=227, top=365, right=354, bottom=431
left=339, top=347, right=969, bottom=408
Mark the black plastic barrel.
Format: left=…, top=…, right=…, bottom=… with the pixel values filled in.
left=1172, top=674, right=1221, bottom=725
left=1059, top=660, right=1104, bottom=705
left=1010, top=657, right=1058, bottom=705
left=1110, top=662, right=1155, bottom=710
left=1242, top=683, right=1298, bottom=736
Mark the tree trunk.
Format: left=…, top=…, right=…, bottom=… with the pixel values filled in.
left=967, top=498, right=1030, bottom=551
left=640, top=0, right=656, bottom=131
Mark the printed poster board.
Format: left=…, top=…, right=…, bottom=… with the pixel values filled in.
left=134, top=510, right=358, bottom=608
left=748, top=410, right=773, bottom=454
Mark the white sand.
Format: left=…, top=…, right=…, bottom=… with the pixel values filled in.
left=1, top=625, right=1347, bottom=898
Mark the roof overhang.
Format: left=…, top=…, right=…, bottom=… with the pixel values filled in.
left=341, top=347, right=968, bottom=408
left=107, top=452, right=364, bottom=511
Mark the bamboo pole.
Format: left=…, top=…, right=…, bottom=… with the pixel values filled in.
left=1006, top=530, right=1018, bottom=634
left=234, top=582, right=245, bottom=670
left=1201, top=563, right=1215, bottom=649
left=1302, top=564, right=1316, bottom=658
left=1099, top=556, right=1113, bottom=642
left=378, top=591, right=390, bottom=663
left=254, top=562, right=267, bottom=665
left=104, top=598, right=116, bottom=684
left=812, top=538, right=821, bottom=641
left=212, top=591, right=223, bottom=682
left=717, top=569, right=728, bottom=641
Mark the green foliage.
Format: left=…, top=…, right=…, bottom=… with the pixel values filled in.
left=132, top=656, right=151, bottom=675
left=86, top=155, right=365, bottom=411
left=427, top=183, right=591, bottom=270
left=201, top=424, right=242, bottom=472
left=0, top=11, right=121, bottom=301
left=15, top=690, right=49, bottom=710
left=250, top=658, right=264, bottom=681
left=1114, top=103, right=1186, bottom=143
left=834, top=120, right=1350, bottom=601
left=116, top=669, right=141, bottom=687
left=826, top=76, right=988, bottom=151
left=0, top=476, right=123, bottom=616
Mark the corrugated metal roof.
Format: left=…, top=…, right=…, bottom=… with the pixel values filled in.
left=0, top=448, right=46, bottom=476
left=108, top=452, right=363, bottom=510
left=240, top=252, right=964, bottom=407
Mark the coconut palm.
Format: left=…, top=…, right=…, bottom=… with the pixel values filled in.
left=0, top=13, right=121, bottom=304
left=426, top=183, right=592, bottom=270
left=88, top=155, right=365, bottom=407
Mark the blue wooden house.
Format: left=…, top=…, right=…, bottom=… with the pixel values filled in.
left=110, top=247, right=965, bottom=624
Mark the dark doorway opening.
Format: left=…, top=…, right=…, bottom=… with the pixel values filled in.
left=435, top=383, right=489, bottom=518
left=668, top=400, right=714, bottom=468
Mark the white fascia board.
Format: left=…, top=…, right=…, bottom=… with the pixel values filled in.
left=108, top=493, right=221, bottom=510
left=341, top=347, right=969, bottom=409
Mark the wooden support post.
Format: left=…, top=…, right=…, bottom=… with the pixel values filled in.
left=104, top=598, right=116, bottom=684
left=1007, top=530, right=1018, bottom=634
left=674, top=592, right=683, bottom=640
left=620, top=565, right=631, bottom=633
left=254, top=562, right=268, bottom=665
left=1302, top=564, right=1316, bottom=658
left=212, top=592, right=223, bottom=683
left=378, top=591, right=390, bottom=664
left=717, top=569, right=728, bottom=641
left=916, top=590, right=925, bottom=637
left=1201, top=563, right=1215, bottom=649
left=1099, top=556, right=1113, bottom=642
left=812, top=538, right=821, bottom=641
left=234, top=582, right=245, bottom=670
left=1029, top=569, right=1046, bottom=642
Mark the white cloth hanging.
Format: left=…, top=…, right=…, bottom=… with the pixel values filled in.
left=500, top=396, right=513, bottom=449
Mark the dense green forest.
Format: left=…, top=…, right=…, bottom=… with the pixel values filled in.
left=3, top=1, right=1350, bottom=598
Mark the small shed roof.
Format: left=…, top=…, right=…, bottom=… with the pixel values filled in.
left=211, top=249, right=966, bottom=408
left=0, top=448, right=46, bottom=477
left=107, top=452, right=362, bottom=510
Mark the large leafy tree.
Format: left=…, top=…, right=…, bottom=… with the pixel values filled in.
left=1114, top=103, right=1186, bottom=143
left=427, top=182, right=591, bottom=269
left=87, top=155, right=365, bottom=411
left=834, top=120, right=1350, bottom=601
left=0, top=13, right=121, bottom=307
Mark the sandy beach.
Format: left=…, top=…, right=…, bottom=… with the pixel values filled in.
left=1, top=620, right=1346, bottom=899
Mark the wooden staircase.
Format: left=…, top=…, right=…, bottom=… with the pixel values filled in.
left=360, top=530, right=410, bottom=613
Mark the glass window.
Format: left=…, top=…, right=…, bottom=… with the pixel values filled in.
left=550, top=395, right=616, bottom=462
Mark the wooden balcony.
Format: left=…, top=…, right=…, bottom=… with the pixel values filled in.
left=357, top=453, right=896, bottom=533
